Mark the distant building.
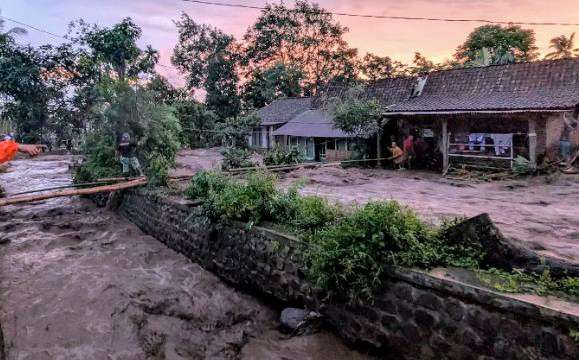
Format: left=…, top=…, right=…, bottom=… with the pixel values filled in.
left=249, top=97, right=312, bottom=150
left=252, top=59, right=579, bottom=170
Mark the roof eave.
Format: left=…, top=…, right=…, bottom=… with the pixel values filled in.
left=383, top=108, right=573, bottom=116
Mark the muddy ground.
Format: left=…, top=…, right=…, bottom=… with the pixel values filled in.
left=173, top=149, right=579, bottom=264
left=0, top=156, right=372, bottom=360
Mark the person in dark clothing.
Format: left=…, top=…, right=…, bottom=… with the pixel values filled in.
left=116, top=133, right=143, bottom=176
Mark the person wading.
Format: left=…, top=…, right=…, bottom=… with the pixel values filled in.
left=116, top=133, right=144, bottom=177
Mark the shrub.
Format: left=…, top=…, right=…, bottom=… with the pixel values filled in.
left=264, top=146, right=305, bottom=166
left=513, top=155, right=533, bottom=175
left=186, top=170, right=231, bottom=200
left=288, top=196, right=342, bottom=232
left=221, top=147, right=254, bottom=170
left=74, top=80, right=181, bottom=184
left=433, top=217, right=485, bottom=268
left=74, top=133, right=120, bottom=183
left=302, top=201, right=435, bottom=302
left=187, top=170, right=278, bottom=223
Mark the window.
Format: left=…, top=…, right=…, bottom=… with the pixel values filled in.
left=337, top=139, right=347, bottom=151
left=251, top=128, right=262, bottom=147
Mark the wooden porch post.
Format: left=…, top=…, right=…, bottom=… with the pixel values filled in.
left=528, top=118, right=537, bottom=169
left=442, top=119, right=449, bottom=173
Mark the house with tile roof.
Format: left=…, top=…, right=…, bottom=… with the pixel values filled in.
left=379, top=59, right=579, bottom=170
left=253, top=59, right=579, bottom=169
left=248, top=97, right=312, bottom=150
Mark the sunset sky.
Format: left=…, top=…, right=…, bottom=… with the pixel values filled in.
left=2, top=0, right=578, bottom=86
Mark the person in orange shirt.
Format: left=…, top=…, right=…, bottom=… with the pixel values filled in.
left=389, top=141, right=404, bottom=170
left=0, top=138, right=43, bottom=164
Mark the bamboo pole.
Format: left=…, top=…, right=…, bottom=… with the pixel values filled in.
left=0, top=178, right=147, bottom=207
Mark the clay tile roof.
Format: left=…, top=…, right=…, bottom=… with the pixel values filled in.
left=388, top=59, right=579, bottom=113
left=272, top=109, right=350, bottom=138
left=256, top=97, right=313, bottom=125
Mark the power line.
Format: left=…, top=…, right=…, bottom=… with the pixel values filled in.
left=1, top=15, right=66, bottom=39
left=182, top=0, right=579, bottom=26
left=0, top=15, right=176, bottom=70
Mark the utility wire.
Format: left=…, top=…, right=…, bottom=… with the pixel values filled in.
left=1, top=15, right=66, bottom=39
left=0, top=15, right=175, bottom=70
left=182, top=0, right=579, bottom=26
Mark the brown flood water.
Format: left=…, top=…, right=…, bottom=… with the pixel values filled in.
left=0, top=156, right=373, bottom=360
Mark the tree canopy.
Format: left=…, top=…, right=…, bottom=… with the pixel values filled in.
left=241, top=63, right=303, bottom=109
left=69, top=18, right=158, bottom=81
left=359, top=53, right=407, bottom=81
left=242, top=0, right=358, bottom=94
left=545, top=33, right=579, bottom=60
left=455, top=25, right=539, bottom=64
left=172, top=13, right=240, bottom=119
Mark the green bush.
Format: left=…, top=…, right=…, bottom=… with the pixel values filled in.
left=302, top=201, right=436, bottom=302
left=264, top=146, right=305, bottom=166
left=221, top=147, right=254, bottom=170
left=433, top=217, right=485, bottom=268
left=74, top=133, right=120, bottom=183
left=288, top=196, right=342, bottom=232
left=74, top=79, right=181, bottom=184
left=188, top=170, right=277, bottom=223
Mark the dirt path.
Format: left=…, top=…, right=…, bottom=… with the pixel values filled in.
left=0, top=156, right=371, bottom=360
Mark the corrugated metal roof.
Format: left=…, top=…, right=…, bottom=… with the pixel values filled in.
left=256, top=97, right=313, bottom=125
left=272, top=110, right=350, bottom=138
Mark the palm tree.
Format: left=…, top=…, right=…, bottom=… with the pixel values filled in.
left=0, top=9, right=27, bottom=36
left=545, top=33, right=579, bottom=59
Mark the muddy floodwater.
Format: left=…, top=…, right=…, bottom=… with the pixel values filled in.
left=173, top=148, right=579, bottom=263
left=0, top=156, right=372, bottom=360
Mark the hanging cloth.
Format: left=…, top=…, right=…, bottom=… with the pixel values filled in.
left=490, top=134, right=513, bottom=156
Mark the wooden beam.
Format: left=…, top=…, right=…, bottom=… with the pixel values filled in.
left=442, top=119, right=449, bottom=173
left=528, top=118, right=537, bottom=169
left=0, top=178, right=147, bottom=207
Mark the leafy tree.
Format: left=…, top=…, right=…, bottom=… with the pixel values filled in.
left=216, top=114, right=260, bottom=148
left=330, top=86, right=384, bottom=164
left=76, top=78, right=181, bottom=185
left=455, top=24, right=538, bottom=64
left=545, top=33, right=579, bottom=60
left=359, top=53, right=407, bottom=81
left=175, top=100, right=219, bottom=148
left=145, top=74, right=180, bottom=104
left=0, top=34, right=53, bottom=142
left=68, top=18, right=158, bottom=81
left=466, top=47, right=515, bottom=67
left=242, top=62, right=303, bottom=109
left=408, top=52, right=436, bottom=74
left=172, top=13, right=240, bottom=119
left=216, top=114, right=260, bottom=170
left=242, top=0, right=358, bottom=94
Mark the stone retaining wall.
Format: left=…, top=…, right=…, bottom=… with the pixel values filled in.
left=117, top=188, right=578, bottom=359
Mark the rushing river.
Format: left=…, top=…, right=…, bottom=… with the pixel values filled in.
left=0, top=155, right=373, bottom=359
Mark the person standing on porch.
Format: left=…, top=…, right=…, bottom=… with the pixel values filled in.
left=403, top=135, right=415, bottom=169
left=389, top=141, right=404, bottom=170
left=561, top=110, right=578, bottom=165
